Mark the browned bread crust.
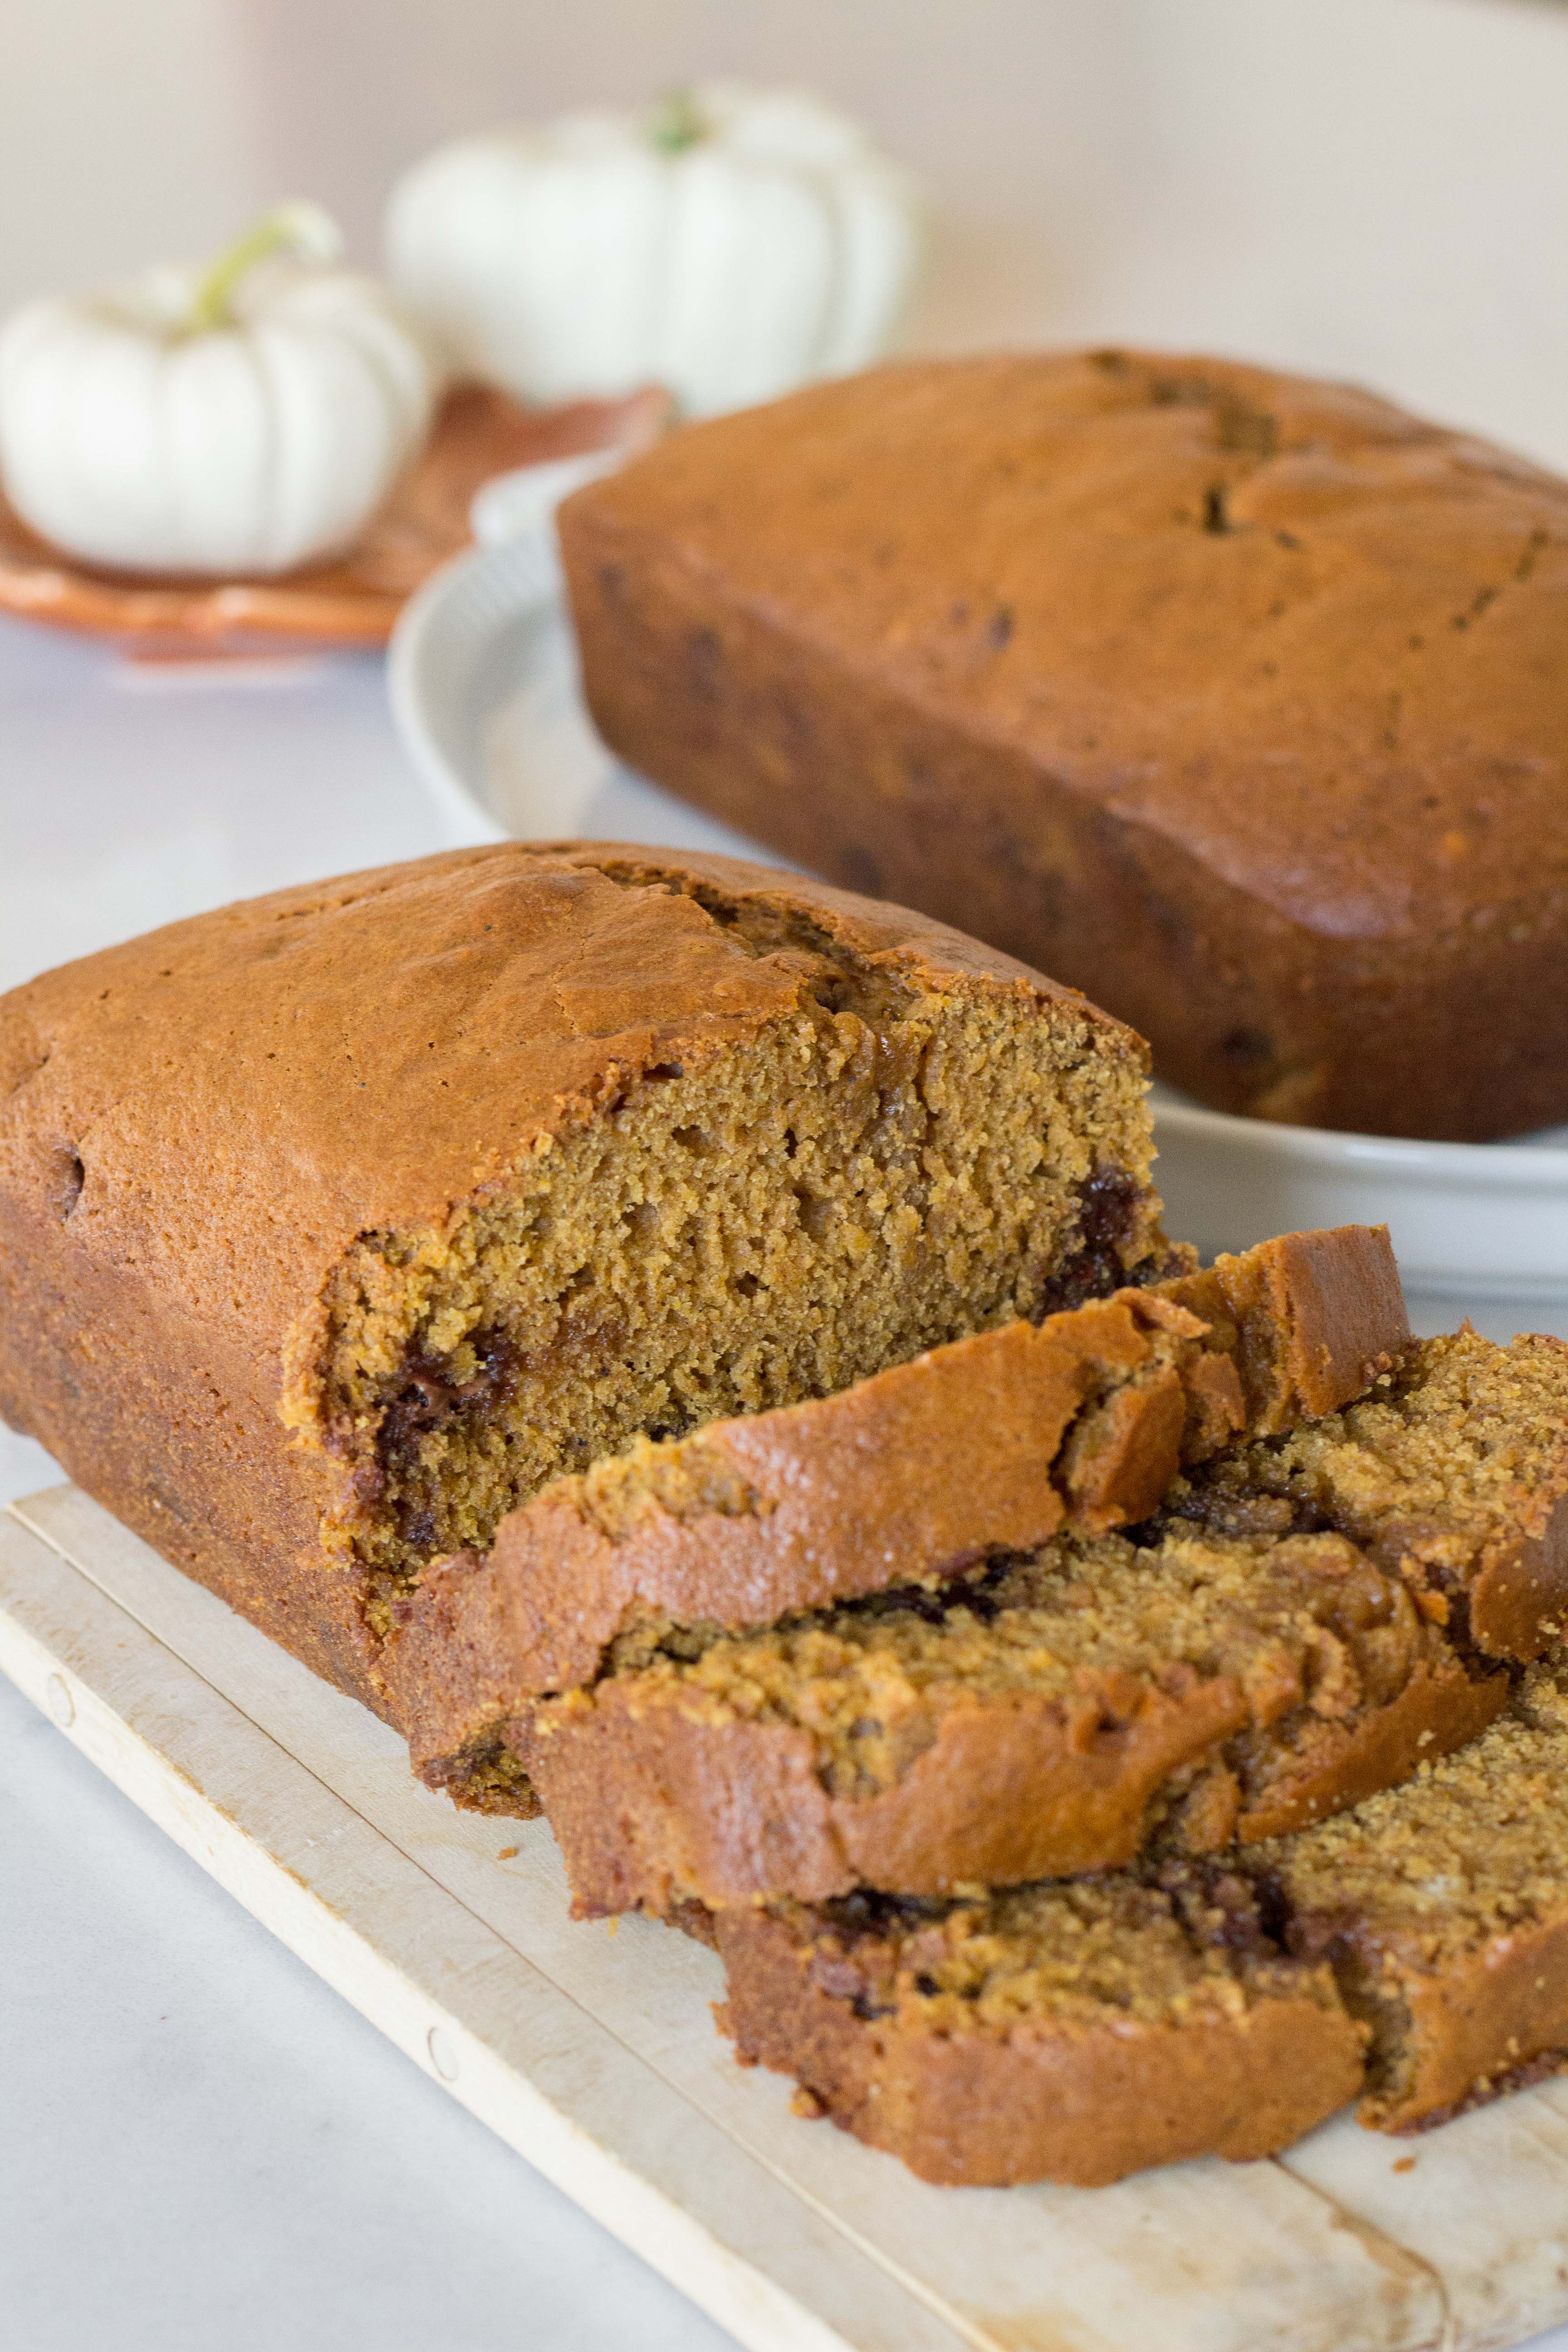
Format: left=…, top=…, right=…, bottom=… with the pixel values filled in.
left=560, top=350, right=1568, bottom=1140
left=389, top=1225, right=1407, bottom=1784
left=519, top=1553, right=1501, bottom=1913
left=0, top=843, right=1158, bottom=1714
left=713, top=1881, right=1367, bottom=2189
left=1158, top=1228, right=1412, bottom=1436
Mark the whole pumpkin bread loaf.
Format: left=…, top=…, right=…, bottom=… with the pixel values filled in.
left=0, top=843, right=1164, bottom=1718
left=559, top=350, right=1568, bottom=1139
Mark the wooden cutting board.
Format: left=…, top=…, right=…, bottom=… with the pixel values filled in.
left=5, top=1483, right=1568, bottom=2352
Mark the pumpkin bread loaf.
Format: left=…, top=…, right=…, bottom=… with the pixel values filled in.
left=714, top=1660, right=1568, bottom=2186
left=559, top=350, right=1568, bottom=1139
left=390, top=1223, right=1408, bottom=1796
left=0, top=844, right=1164, bottom=1716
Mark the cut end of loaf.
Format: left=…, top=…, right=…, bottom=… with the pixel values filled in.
left=291, top=870, right=1162, bottom=1631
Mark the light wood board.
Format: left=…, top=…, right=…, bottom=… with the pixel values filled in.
left=6, top=1485, right=1568, bottom=2352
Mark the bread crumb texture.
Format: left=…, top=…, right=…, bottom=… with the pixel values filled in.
left=795, top=1872, right=1330, bottom=2034
left=1167, top=1327, right=1568, bottom=1654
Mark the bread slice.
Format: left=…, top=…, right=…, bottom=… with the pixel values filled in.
left=508, top=1333, right=1560, bottom=1901
left=1167, top=1324, right=1568, bottom=1657
left=389, top=1225, right=1407, bottom=1794
left=712, top=1875, right=1367, bottom=2190
left=0, top=844, right=1162, bottom=1714
left=523, top=1521, right=1503, bottom=1910
left=1255, top=1658, right=1568, bottom=2133
left=714, top=1661, right=1568, bottom=2185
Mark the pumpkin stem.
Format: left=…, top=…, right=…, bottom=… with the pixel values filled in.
left=185, top=201, right=343, bottom=333
left=647, top=88, right=709, bottom=154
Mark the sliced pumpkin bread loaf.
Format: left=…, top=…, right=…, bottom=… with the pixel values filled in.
left=714, top=1658, right=1568, bottom=2185
left=0, top=843, right=1164, bottom=1715
left=389, top=1224, right=1407, bottom=1795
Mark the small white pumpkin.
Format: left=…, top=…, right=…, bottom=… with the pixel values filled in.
left=0, top=204, right=438, bottom=578
left=385, top=83, right=922, bottom=418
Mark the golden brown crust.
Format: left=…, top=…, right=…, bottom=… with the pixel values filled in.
left=519, top=1669, right=1252, bottom=1910
left=1468, top=1490, right=1568, bottom=1658
left=712, top=1903, right=1367, bottom=2189
left=0, top=842, right=1148, bottom=1706
left=1368, top=1914, right=1568, bottom=2133
left=1230, top=1658, right=1505, bottom=1844
left=519, top=1588, right=1504, bottom=1915
left=390, top=1225, right=1406, bottom=1773
left=561, top=350, right=1568, bottom=1139
left=1164, top=1225, right=1411, bottom=1433
left=0, top=840, right=1115, bottom=1377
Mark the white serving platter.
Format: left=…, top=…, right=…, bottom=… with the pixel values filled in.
left=387, top=523, right=1568, bottom=1331
left=13, top=1478, right=1568, bottom=2352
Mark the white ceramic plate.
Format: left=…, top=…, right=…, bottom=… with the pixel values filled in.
left=388, top=525, right=1568, bottom=1333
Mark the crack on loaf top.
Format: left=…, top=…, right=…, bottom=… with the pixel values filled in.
left=0, top=1031, right=51, bottom=1100
left=585, top=859, right=922, bottom=1025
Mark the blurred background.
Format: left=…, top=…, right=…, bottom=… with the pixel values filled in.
left=6, top=0, right=1568, bottom=465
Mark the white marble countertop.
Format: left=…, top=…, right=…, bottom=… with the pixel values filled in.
left=3, top=606, right=1568, bottom=2352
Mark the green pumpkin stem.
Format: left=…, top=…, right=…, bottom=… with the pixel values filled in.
left=647, top=88, right=709, bottom=154
left=186, top=202, right=340, bottom=333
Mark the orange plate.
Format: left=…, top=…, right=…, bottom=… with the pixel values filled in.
left=0, top=381, right=669, bottom=659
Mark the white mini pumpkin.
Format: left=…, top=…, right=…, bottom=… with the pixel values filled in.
left=385, top=83, right=922, bottom=418
left=0, top=204, right=438, bottom=578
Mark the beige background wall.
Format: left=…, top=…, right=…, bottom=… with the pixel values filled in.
left=4, top=0, right=1568, bottom=463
